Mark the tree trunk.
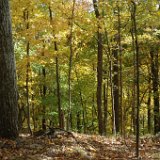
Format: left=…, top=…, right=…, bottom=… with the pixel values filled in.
left=130, top=21, right=136, bottom=135
left=24, top=9, right=32, bottom=135
left=0, top=0, right=18, bottom=139
left=93, top=0, right=104, bottom=135
left=117, top=3, right=123, bottom=134
left=42, top=66, right=46, bottom=130
left=147, top=74, right=151, bottom=134
left=67, top=0, right=76, bottom=130
left=112, top=48, right=119, bottom=133
left=103, top=82, right=108, bottom=135
left=55, top=42, right=64, bottom=129
left=150, top=49, right=160, bottom=134
left=31, top=75, right=36, bottom=131
left=49, top=6, right=64, bottom=129
left=76, top=111, right=81, bottom=132
left=131, top=1, right=140, bottom=158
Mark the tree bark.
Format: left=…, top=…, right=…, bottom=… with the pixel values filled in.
left=49, top=6, right=64, bottom=129
left=130, top=22, right=136, bottom=135
left=112, top=48, right=119, bottom=133
left=117, top=3, right=123, bottom=134
left=150, top=49, right=160, bottom=134
left=131, top=1, right=140, bottom=157
left=55, top=42, right=64, bottom=129
left=0, top=0, right=18, bottom=139
left=147, top=74, right=151, bottom=134
left=67, top=0, right=76, bottom=130
left=42, top=66, right=46, bottom=130
left=93, top=0, right=104, bottom=135
left=24, top=10, right=32, bottom=135
left=103, top=82, right=108, bottom=135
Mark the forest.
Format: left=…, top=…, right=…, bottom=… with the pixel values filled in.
left=0, top=0, right=160, bottom=159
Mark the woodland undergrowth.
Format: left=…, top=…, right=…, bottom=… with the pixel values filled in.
left=0, top=132, right=160, bottom=160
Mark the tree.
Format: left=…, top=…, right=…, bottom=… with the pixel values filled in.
left=150, top=47, right=160, bottom=134
left=131, top=1, right=140, bottom=157
left=10, top=0, right=160, bottom=137
left=112, top=48, right=119, bottom=133
left=93, top=0, right=104, bottom=135
left=0, top=0, right=18, bottom=139
left=23, top=9, right=32, bottom=135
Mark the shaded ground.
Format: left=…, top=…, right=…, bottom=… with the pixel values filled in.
left=0, top=133, right=160, bottom=160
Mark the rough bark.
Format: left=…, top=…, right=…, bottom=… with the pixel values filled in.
left=0, top=0, right=18, bottom=139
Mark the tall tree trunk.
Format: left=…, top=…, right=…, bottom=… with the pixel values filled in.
left=129, top=12, right=136, bottom=135
left=130, top=22, right=136, bottom=135
left=110, top=58, right=116, bottom=135
left=55, top=42, right=64, bottom=129
left=49, top=6, right=64, bottom=129
left=74, top=70, right=82, bottom=133
left=147, top=76, right=151, bottom=134
left=131, top=1, right=140, bottom=158
left=150, top=49, right=160, bottom=134
left=103, top=81, right=108, bottom=135
left=93, top=0, right=104, bottom=135
left=31, top=74, right=36, bottom=131
left=42, top=66, right=46, bottom=130
left=112, top=48, right=119, bottom=133
left=117, top=3, right=123, bottom=134
left=24, top=10, right=32, bottom=135
left=0, top=0, right=18, bottom=139
left=67, top=0, right=76, bottom=130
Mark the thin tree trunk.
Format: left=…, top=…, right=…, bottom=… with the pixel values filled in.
left=55, top=52, right=64, bottom=129
left=110, top=58, right=116, bottom=135
left=42, top=66, right=46, bottom=130
left=131, top=1, right=140, bottom=158
left=103, top=15, right=114, bottom=135
left=117, top=3, right=123, bottom=135
left=130, top=24, right=136, bottom=135
left=67, top=0, right=76, bottom=130
left=31, top=74, right=36, bottom=131
left=49, top=6, right=64, bottom=129
left=24, top=10, right=32, bottom=135
left=76, top=111, right=81, bottom=132
left=75, top=69, right=86, bottom=133
left=26, top=41, right=32, bottom=134
left=147, top=76, right=151, bottom=133
left=103, top=81, right=108, bottom=135
left=112, top=48, right=119, bottom=133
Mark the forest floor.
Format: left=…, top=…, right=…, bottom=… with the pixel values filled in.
left=0, top=132, right=160, bottom=160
